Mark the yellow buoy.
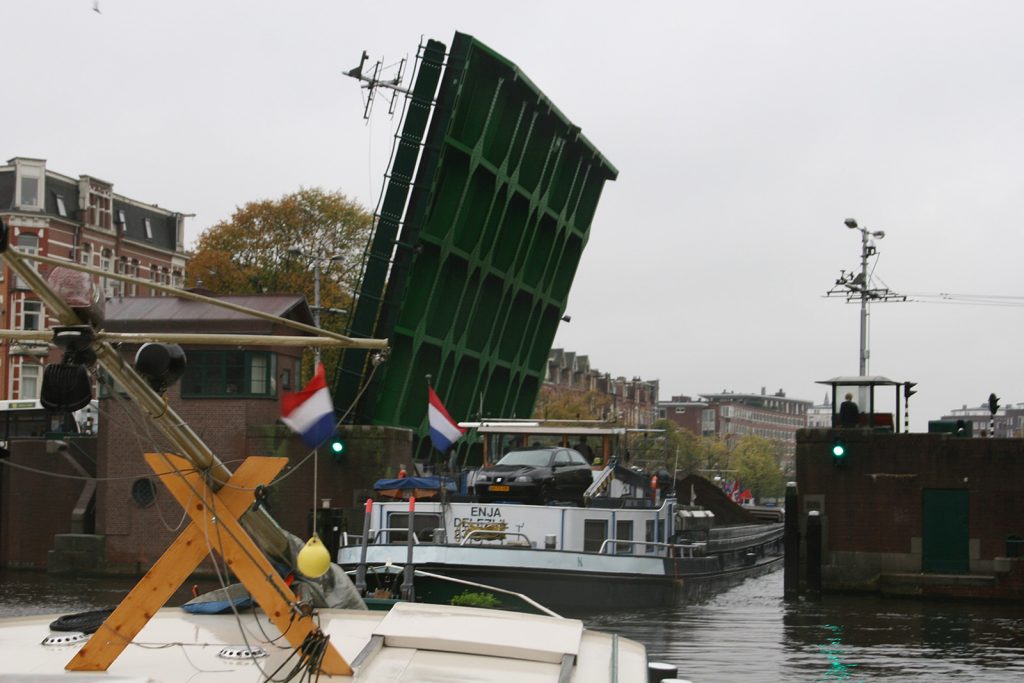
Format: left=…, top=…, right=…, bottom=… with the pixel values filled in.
left=296, top=534, right=331, bottom=578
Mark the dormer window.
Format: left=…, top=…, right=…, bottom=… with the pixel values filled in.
left=14, top=159, right=45, bottom=210
left=144, top=217, right=153, bottom=239
left=118, top=209, right=127, bottom=231
left=54, top=193, right=67, bottom=217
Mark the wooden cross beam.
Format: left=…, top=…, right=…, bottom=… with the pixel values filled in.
left=67, top=453, right=351, bottom=675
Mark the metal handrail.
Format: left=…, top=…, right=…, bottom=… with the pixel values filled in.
left=595, top=538, right=706, bottom=558
left=364, top=527, right=425, bottom=545
left=344, top=564, right=560, bottom=618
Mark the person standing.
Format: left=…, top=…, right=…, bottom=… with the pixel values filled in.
left=839, top=393, right=860, bottom=428
left=573, top=436, right=595, bottom=464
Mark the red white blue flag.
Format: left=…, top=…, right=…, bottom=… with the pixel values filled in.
left=428, top=386, right=465, bottom=452
left=281, top=362, right=335, bottom=448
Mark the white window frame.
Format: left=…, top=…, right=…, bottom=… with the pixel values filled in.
left=55, top=193, right=67, bottom=217
left=22, top=301, right=43, bottom=331
left=14, top=160, right=45, bottom=210
left=20, top=364, right=40, bottom=400
left=144, top=217, right=153, bottom=239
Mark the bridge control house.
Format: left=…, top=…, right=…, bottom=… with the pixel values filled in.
left=787, top=377, right=1024, bottom=600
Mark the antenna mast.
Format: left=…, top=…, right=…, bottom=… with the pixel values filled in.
left=825, top=218, right=906, bottom=376
left=344, top=50, right=408, bottom=119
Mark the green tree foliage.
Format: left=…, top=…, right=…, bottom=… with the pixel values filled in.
left=625, top=420, right=707, bottom=476
left=726, top=435, right=785, bottom=499
left=187, top=188, right=374, bottom=380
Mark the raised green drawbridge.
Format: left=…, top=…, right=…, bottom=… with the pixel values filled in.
left=334, top=32, right=617, bottom=465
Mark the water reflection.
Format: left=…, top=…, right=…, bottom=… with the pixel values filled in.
left=586, top=569, right=1024, bottom=682
left=3, top=568, right=1024, bottom=681
left=0, top=569, right=195, bottom=618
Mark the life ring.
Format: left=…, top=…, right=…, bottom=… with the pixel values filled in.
left=49, top=608, right=115, bottom=634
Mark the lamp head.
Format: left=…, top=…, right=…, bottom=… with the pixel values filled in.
left=844, top=218, right=858, bottom=229
left=872, top=230, right=886, bottom=239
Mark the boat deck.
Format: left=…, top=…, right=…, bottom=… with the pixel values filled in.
left=0, top=602, right=648, bottom=682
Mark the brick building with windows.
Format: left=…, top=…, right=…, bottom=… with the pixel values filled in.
left=539, top=348, right=659, bottom=428
left=0, top=156, right=188, bottom=400
left=1, top=293, right=415, bottom=570
left=657, top=395, right=709, bottom=435
left=697, top=388, right=812, bottom=475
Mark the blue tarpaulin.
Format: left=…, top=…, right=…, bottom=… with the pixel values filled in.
left=373, top=476, right=457, bottom=491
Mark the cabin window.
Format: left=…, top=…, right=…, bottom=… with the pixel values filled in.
left=645, top=519, right=664, bottom=554
left=616, top=520, right=634, bottom=555
left=182, top=350, right=276, bottom=399
left=584, top=519, right=608, bottom=553
left=386, top=513, right=443, bottom=544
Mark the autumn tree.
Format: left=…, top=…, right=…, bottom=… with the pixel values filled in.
left=532, top=386, right=612, bottom=421
left=187, top=188, right=374, bottom=379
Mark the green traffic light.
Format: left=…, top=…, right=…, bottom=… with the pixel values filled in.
left=331, top=439, right=346, bottom=455
left=832, top=443, right=846, bottom=458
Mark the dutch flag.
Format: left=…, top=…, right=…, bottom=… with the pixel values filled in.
left=280, top=363, right=336, bottom=448
left=428, top=386, right=465, bottom=452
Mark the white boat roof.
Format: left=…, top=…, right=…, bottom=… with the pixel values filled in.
left=463, top=422, right=628, bottom=437
left=0, top=603, right=648, bottom=682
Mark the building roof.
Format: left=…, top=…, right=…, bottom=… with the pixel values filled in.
left=700, top=391, right=812, bottom=407
left=103, top=294, right=315, bottom=334
left=1, top=159, right=183, bottom=253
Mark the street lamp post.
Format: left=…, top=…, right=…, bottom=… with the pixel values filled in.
left=288, top=246, right=346, bottom=365
left=843, top=218, right=885, bottom=377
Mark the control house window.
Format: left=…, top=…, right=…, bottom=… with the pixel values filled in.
left=182, top=350, right=276, bottom=398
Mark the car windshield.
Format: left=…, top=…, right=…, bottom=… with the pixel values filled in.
left=495, top=449, right=553, bottom=467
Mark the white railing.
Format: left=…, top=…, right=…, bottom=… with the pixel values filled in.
left=595, top=538, right=707, bottom=558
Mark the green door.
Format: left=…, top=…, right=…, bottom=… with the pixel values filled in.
left=922, top=489, right=969, bottom=573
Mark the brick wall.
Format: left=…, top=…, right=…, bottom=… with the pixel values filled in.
left=796, top=429, right=1024, bottom=589
left=94, top=387, right=414, bottom=572
left=0, top=439, right=97, bottom=567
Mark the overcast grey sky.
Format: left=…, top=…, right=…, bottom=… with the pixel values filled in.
left=7, top=1, right=1024, bottom=430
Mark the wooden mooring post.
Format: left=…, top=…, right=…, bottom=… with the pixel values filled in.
left=806, top=510, right=822, bottom=597
left=783, top=481, right=800, bottom=597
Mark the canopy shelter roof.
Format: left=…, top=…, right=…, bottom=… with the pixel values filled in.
left=815, top=376, right=909, bottom=431
left=816, top=376, right=900, bottom=387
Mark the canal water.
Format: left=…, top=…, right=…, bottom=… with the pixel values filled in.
left=3, top=568, right=1023, bottom=681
